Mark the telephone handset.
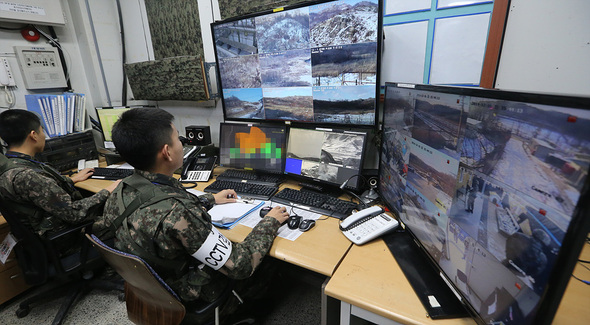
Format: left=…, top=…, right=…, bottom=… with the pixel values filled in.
left=181, top=155, right=217, bottom=182
left=0, top=58, right=16, bottom=86
left=340, top=205, right=399, bottom=245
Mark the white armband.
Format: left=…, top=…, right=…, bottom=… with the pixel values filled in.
left=191, top=227, right=233, bottom=270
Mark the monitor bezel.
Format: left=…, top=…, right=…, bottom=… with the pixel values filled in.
left=284, top=124, right=369, bottom=191
left=218, top=121, right=287, bottom=174
left=210, top=0, right=383, bottom=130
left=378, top=82, right=590, bottom=325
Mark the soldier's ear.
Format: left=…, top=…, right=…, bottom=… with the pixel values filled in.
left=161, top=143, right=172, bottom=162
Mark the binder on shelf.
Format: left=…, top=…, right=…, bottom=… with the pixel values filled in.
left=24, top=93, right=87, bottom=138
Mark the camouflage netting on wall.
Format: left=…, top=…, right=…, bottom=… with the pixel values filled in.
left=144, top=0, right=204, bottom=60
left=127, top=0, right=207, bottom=101
left=125, top=56, right=208, bottom=101
left=218, top=0, right=305, bottom=20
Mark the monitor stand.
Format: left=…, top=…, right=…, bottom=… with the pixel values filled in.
left=382, top=229, right=469, bottom=319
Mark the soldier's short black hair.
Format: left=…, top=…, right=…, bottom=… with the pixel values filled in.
left=0, top=109, right=43, bottom=147
left=112, top=108, right=175, bottom=170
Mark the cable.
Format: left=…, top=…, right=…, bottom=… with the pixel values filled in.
left=1, top=85, right=15, bottom=108
left=33, top=25, right=72, bottom=88
left=572, top=274, right=590, bottom=285
left=115, top=0, right=127, bottom=106
left=0, top=25, right=28, bottom=30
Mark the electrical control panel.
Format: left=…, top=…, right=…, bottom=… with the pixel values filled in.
left=14, top=46, right=67, bottom=89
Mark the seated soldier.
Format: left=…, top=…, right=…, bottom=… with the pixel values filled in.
left=93, top=108, right=289, bottom=323
left=0, top=109, right=119, bottom=250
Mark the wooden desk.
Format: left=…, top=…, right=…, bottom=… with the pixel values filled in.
left=75, top=168, right=353, bottom=277
left=325, top=238, right=590, bottom=325
left=0, top=216, right=30, bottom=304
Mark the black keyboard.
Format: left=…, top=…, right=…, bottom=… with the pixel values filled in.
left=216, top=169, right=285, bottom=185
left=271, top=188, right=359, bottom=219
left=204, top=179, right=279, bottom=200
left=90, top=167, right=134, bottom=180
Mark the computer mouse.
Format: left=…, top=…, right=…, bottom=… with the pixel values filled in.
left=299, top=219, right=315, bottom=232
left=259, top=206, right=272, bottom=218
left=287, top=216, right=302, bottom=229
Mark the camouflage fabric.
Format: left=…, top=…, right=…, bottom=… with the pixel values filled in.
left=218, top=0, right=305, bottom=20
left=144, top=0, right=204, bottom=60
left=95, top=169, right=281, bottom=304
left=124, top=56, right=209, bottom=101
left=0, top=152, right=110, bottom=236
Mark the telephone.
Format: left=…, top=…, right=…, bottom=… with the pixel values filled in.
left=340, top=205, right=399, bottom=245
left=0, top=57, right=16, bottom=86
left=181, top=155, right=217, bottom=182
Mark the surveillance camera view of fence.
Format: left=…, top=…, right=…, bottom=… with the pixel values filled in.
left=380, top=86, right=590, bottom=325
left=285, top=128, right=364, bottom=185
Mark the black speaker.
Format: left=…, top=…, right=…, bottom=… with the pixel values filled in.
left=186, top=125, right=211, bottom=146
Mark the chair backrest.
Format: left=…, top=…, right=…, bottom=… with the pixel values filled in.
left=85, top=234, right=186, bottom=325
left=0, top=202, right=49, bottom=285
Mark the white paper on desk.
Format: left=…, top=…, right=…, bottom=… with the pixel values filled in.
left=106, top=162, right=134, bottom=169
left=239, top=205, right=322, bottom=241
left=0, top=233, right=17, bottom=264
left=208, top=200, right=264, bottom=225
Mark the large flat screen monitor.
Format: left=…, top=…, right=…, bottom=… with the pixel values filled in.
left=379, top=82, right=590, bottom=325
left=285, top=126, right=367, bottom=190
left=219, top=122, right=287, bottom=173
left=211, top=0, right=382, bottom=128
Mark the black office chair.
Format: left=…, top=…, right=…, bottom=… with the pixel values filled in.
left=85, top=233, right=251, bottom=325
left=0, top=201, right=123, bottom=325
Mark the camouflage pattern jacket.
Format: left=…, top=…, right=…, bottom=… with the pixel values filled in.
left=0, top=152, right=110, bottom=236
left=94, top=170, right=281, bottom=303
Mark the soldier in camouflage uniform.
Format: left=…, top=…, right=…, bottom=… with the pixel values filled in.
left=93, top=108, right=289, bottom=323
left=0, top=110, right=120, bottom=247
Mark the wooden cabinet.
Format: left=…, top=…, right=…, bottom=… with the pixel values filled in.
left=0, top=216, right=30, bottom=305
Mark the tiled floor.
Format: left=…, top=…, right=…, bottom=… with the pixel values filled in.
left=0, top=262, right=323, bottom=325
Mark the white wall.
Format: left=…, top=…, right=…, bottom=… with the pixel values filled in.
left=495, top=0, right=590, bottom=96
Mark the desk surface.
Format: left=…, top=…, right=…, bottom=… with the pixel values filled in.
left=75, top=167, right=353, bottom=277
left=325, top=237, right=590, bottom=325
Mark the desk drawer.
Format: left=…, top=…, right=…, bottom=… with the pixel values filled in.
left=0, top=264, right=30, bottom=305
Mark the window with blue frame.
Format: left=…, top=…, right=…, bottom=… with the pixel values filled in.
left=381, top=0, right=494, bottom=86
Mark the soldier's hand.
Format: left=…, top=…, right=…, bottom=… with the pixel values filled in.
left=105, top=179, right=122, bottom=193
left=213, top=189, right=237, bottom=204
left=266, top=206, right=289, bottom=224
left=70, top=168, right=94, bottom=183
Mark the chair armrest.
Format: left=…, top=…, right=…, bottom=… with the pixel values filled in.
left=46, top=221, right=94, bottom=241
left=44, top=221, right=95, bottom=274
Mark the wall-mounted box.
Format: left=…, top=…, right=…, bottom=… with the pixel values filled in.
left=0, top=0, right=65, bottom=26
left=14, top=46, right=67, bottom=89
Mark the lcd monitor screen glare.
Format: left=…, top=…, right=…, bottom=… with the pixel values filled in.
left=379, top=83, right=590, bottom=324
left=219, top=123, right=286, bottom=173
left=211, top=0, right=380, bottom=126
left=285, top=127, right=366, bottom=190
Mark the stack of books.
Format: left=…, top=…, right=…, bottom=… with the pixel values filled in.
left=25, top=93, right=86, bottom=138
